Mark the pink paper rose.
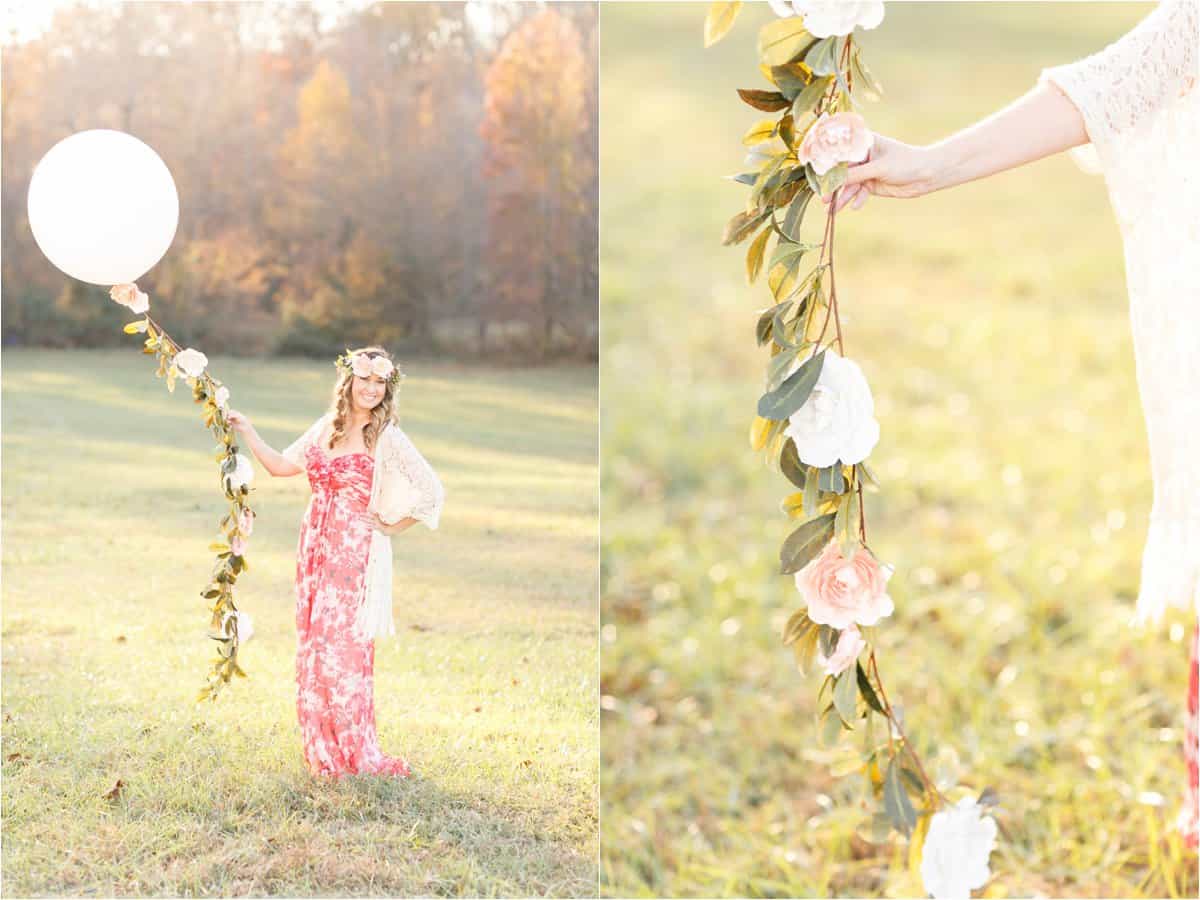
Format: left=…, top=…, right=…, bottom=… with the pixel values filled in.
left=370, top=356, right=395, bottom=379
left=238, top=508, right=254, bottom=536
left=230, top=535, right=247, bottom=557
left=109, top=282, right=150, bottom=314
left=351, top=353, right=373, bottom=378
left=816, top=623, right=867, bottom=676
left=796, top=540, right=895, bottom=629
left=798, top=112, right=873, bottom=177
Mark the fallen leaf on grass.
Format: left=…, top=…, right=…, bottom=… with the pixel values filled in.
left=103, top=779, right=125, bottom=800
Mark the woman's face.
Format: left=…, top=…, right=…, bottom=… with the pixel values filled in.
left=351, top=373, right=387, bottom=411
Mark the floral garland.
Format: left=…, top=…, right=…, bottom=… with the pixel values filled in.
left=110, top=282, right=256, bottom=703
left=705, top=3, right=1001, bottom=896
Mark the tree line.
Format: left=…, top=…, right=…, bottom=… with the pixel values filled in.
left=1, top=1, right=598, bottom=361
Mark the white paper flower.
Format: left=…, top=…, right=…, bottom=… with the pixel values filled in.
left=920, top=796, right=998, bottom=900
left=226, top=453, right=255, bottom=490
left=351, top=353, right=373, bottom=378
left=222, top=609, right=254, bottom=643
left=173, top=348, right=208, bottom=377
left=784, top=349, right=880, bottom=468
left=770, top=0, right=886, bottom=38
left=213, top=385, right=230, bottom=409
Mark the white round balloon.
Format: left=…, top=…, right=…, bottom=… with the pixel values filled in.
left=27, top=129, right=179, bottom=286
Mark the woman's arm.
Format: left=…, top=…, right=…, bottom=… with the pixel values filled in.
left=831, top=81, right=1088, bottom=211
left=227, top=409, right=304, bottom=477
left=371, top=513, right=417, bottom=537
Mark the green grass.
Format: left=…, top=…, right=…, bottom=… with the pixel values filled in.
left=600, top=3, right=1198, bottom=897
left=1, top=349, right=598, bottom=897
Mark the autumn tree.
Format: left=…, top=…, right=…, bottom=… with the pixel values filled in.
left=481, top=7, right=593, bottom=356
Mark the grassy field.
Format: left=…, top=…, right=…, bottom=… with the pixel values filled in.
left=600, top=3, right=1198, bottom=898
left=1, top=349, right=598, bottom=897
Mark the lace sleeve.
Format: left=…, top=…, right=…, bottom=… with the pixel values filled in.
left=381, top=427, right=445, bottom=530
left=281, top=413, right=328, bottom=470
left=1038, top=0, right=1198, bottom=168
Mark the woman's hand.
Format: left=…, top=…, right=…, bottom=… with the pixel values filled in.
left=370, top=513, right=397, bottom=536
left=822, top=133, right=942, bottom=214
left=226, top=409, right=255, bottom=436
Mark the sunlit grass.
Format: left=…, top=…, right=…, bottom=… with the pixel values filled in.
left=1, top=349, right=598, bottom=897
left=600, top=3, right=1197, bottom=897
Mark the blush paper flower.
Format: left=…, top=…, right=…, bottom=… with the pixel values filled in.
left=798, top=112, right=874, bottom=176
left=351, top=354, right=374, bottom=378
left=796, top=540, right=895, bottom=629
left=109, top=282, right=150, bottom=314
left=226, top=453, right=255, bottom=490
left=370, top=356, right=395, bottom=379
left=222, top=609, right=255, bottom=643
left=213, top=385, right=230, bottom=409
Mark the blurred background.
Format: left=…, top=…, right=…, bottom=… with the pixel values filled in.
left=600, top=2, right=1197, bottom=898
left=1, top=0, right=597, bottom=360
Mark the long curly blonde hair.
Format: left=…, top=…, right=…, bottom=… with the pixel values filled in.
left=325, top=345, right=400, bottom=454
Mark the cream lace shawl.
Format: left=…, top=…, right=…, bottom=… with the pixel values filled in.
left=1038, top=0, right=1200, bottom=627
left=283, top=411, right=445, bottom=640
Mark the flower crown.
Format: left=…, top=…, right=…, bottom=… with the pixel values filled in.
left=335, top=350, right=404, bottom=386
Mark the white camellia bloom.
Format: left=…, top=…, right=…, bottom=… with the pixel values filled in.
left=173, top=347, right=208, bottom=377
left=784, top=349, right=880, bottom=467
left=226, top=452, right=255, bottom=490
left=920, top=796, right=998, bottom=900
left=213, top=385, right=230, bottom=409
left=768, top=0, right=886, bottom=38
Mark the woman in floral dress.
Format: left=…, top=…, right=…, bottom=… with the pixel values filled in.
left=227, top=346, right=445, bottom=778
left=822, top=0, right=1198, bottom=847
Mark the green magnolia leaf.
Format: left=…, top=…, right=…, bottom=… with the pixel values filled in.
left=804, top=36, right=841, bottom=77
left=818, top=624, right=837, bottom=657
left=771, top=305, right=799, bottom=350
left=816, top=163, right=849, bottom=197
left=757, top=349, right=824, bottom=420
left=884, top=756, right=918, bottom=836
left=818, top=462, right=845, bottom=493
left=755, top=300, right=790, bottom=345
left=857, top=460, right=881, bottom=492
left=833, top=664, right=858, bottom=727
left=780, top=437, right=806, bottom=489
left=782, top=608, right=814, bottom=645
left=901, top=767, right=925, bottom=796
left=791, top=74, right=832, bottom=120
left=856, top=661, right=886, bottom=714
left=742, top=117, right=778, bottom=146
left=777, top=113, right=795, bottom=149
left=722, top=208, right=769, bottom=245
left=792, top=624, right=821, bottom=675
left=781, top=188, right=814, bottom=241
left=728, top=172, right=758, bottom=186
left=703, top=0, right=742, bottom=47
left=852, top=45, right=884, bottom=99
left=770, top=63, right=811, bottom=100
left=818, top=703, right=844, bottom=747
left=802, top=464, right=820, bottom=516
left=766, top=345, right=800, bottom=393
left=779, top=512, right=836, bottom=574
left=736, top=88, right=790, bottom=112
left=758, top=16, right=817, bottom=67
left=746, top=225, right=772, bottom=283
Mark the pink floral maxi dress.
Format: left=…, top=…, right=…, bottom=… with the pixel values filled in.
left=1038, top=0, right=1198, bottom=848
left=285, top=436, right=408, bottom=778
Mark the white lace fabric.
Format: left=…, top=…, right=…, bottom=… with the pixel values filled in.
left=1038, top=0, right=1200, bottom=629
